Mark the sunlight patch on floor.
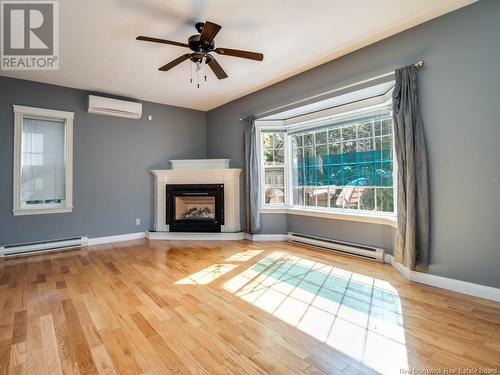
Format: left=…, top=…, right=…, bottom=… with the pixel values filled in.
left=224, top=249, right=264, bottom=262
left=223, top=251, right=408, bottom=374
left=175, top=264, right=238, bottom=285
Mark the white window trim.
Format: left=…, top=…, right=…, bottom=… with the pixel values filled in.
left=12, top=105, right=74, bottom=216
left=256, top=91, right=398, bottom=228
left=257, top=127, right=289, bottom=209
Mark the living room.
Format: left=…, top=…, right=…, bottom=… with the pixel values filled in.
left=0, top=1, right=499, bottom=374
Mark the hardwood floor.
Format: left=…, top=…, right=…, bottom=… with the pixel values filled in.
left=0, top=239, right=499, bottom=374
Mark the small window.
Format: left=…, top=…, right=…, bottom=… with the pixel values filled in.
left=260, top=131, right=286, bottom=205
left=13, top=105, right=74, bottom=216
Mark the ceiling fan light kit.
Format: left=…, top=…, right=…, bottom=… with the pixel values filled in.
left=137, top=21, right=264, bottom=88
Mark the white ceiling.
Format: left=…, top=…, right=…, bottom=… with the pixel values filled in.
left=1, top=0, right=475, bottom=111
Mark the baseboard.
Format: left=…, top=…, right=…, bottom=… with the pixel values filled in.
left=146, top=231, right=245, bottom=240
left=244, top=233, right=289, bottom=241
left=385, top=255, right=500, bottom=302
left=87, top=232, right=146, bottom=246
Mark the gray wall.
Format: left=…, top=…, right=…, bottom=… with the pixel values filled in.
left=0, top=76, right=207, bottom=244
left=207, top=1, right=500, bottom=288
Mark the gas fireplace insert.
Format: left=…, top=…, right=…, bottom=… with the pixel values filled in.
left=165, top=184, right=224, bottom=232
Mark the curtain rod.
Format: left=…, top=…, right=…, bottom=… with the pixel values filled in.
left=240, top=60, right=424, bottom=122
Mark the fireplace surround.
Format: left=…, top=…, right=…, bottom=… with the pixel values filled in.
left=151, top=159, right=242, bottom=234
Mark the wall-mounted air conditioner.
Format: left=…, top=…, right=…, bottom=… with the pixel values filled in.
left=88, top=95, right=142, bottom=119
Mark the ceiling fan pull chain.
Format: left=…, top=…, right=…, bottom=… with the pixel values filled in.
left=203, top=56, right=207, bottom=82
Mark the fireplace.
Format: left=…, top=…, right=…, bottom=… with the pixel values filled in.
left=151, top=161, right=241, bottom=234
left=166, top=184, right=224, bottom=232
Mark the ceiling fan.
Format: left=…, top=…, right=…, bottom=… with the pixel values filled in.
left=136, top=21, right=264, bottom=85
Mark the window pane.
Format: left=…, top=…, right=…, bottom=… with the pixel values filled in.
left=330, top=188, right=343, bottom=208
left=264, top=150, right=273, bottom=163
left=381, top=135, right=392, bottom=151
left=328, top=128, right=341, bottom=143
left=316, top=145, right=328, bottom=158
left=358, top=122, right=373, bottom=138
left=381, top=118, right=392, bottom=135
left=357, top=138, right=372, bottom=152
left=272, top=133, right=284, bottom=148
left=304, top=146, right=313, bottom=158
left=293, top=185, right=304, bottom=206
left=360, top=188, right=375, bottom=211
left=21, top=118, right=66, bottom=206
left=304, top=133, right=313, bottom=146
left=315, top=131, right=327, bottom=144
left=342, top=140, right=356, bottom=153
left=261, top=131, right=286, bottom=206
left=290, top=106, right=394, bottom=214
left=376, top=188, right=394, bottom=212
left=265, top=167, right=284, bottom=204
left=293, top=134, right=303, bottom=148
left=342, top=126, right=356, bottom=140
left=329, top=142, right=341, bottom=154
left=374, top=120, right=382, bottom=137
left=262, top=133, right=273, bottom=150
left=274, top=149, right=284, bottom=164
left=314, top=186, right=328, bottom=207
left=304, top=186, right=315, bottom=206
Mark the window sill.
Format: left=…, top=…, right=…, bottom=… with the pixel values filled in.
left=260, top=206, right=288, bottom=214
left=13, top=207, right=73, bottom=216
left=260, top=206, right=397, bottom=228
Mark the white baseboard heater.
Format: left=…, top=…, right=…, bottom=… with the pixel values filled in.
left=287, top=232, right=384, bottom=262
left=0, top=236, right=88, bottom=258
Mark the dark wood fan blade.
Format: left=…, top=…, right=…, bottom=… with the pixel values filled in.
left=208, top=58, right=228, bottom=79
left=200, top=21, right=221, bottom=44
left=214, top=47, right=263, bottom=61
left=159, top=54, right=191, bottom=71
left=136, top=36, right=189, bottom=48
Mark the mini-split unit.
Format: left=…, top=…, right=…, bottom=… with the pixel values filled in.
left=88, top=95, right=142, bottom=119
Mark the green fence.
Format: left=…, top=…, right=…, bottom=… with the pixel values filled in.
left=294, top=150, right=393, bottom=187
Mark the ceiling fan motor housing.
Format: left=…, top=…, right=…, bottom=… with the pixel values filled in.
left=188, top=35, right=215, bottom=53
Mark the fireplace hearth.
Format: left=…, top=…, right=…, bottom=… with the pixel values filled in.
left=166, top=184, right=224, bottom=232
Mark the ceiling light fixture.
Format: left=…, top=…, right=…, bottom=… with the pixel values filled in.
left=190, top=55, right=207, bottom=88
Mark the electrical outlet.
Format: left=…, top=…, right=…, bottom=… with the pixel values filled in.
left=135, top=218, right=141, bottom=226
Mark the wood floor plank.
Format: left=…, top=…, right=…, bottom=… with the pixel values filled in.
left=0, top=239, right=498, bottom=375
left=40, top=314, right=63, bottom=375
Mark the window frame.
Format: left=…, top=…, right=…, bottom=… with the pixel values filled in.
left=256, top=90, right=397, bottom=227
left=257, top=126, right=289, bottom=209
left=13, top=105, right=74, bottom=216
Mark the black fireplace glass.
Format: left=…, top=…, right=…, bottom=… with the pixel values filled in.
left=166, top=184, right=224, bottom=232
left=175, top=196, right=216, bottom=220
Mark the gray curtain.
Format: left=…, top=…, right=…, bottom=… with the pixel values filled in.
left=243, top=117, right=261, bottom=234
left=392, top=65, right=430, bottom=270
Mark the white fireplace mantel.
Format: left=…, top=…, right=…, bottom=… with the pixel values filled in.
left=151, top=161, right=242, bottom=233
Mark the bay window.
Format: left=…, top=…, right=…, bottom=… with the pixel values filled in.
left=257, top=97, right=396, bottom=220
